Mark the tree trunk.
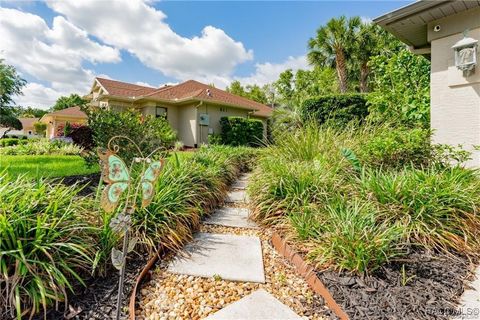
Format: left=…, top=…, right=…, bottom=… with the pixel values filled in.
left=336, top=50, right=348, bottom=93
left=359, top=62, right=369, bottom=93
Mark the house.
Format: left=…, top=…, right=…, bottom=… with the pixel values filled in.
left=1, top=117, right=40, bottom=138
left=39, top=106, right=88, bottom=139
left=375, top=0, right=480, bottom=167
left=85, top=78, right=272, bottom=147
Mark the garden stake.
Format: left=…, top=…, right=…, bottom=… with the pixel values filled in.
left=97, top=136, right=166, bottom=320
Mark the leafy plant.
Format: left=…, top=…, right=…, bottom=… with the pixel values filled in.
left=33, top=122, right=47, bottom=137
left=0, top=139, right=83, bottom=156
left=0, top=175, right=94, bottom=319
left=219, top=117, right=264, bottom=147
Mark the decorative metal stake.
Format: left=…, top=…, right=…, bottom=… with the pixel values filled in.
left=97, top=136, right=165, bottom=320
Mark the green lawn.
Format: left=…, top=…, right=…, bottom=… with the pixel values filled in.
left=0, top=155, right=99, bottom=178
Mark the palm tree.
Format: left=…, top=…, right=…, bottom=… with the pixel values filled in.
left=308, top=16, right=361, bottom=93
left=354, top=23, right=400, bottom=92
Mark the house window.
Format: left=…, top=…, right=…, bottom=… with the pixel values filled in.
left=220, top=107, right=228, bottom=112
left=156, top=107, right=167, bottom=119
left=28, top=131, right=32, bottom=135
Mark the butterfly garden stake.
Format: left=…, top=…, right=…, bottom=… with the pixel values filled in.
left=98, top=136, right=165, bottom=320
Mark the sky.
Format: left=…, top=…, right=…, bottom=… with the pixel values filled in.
left=0, top=0, right=411, bottom=109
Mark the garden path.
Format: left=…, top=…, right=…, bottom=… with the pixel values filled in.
left=166, top=173, right=303, bottom=319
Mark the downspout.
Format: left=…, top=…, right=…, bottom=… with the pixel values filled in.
left=194, top=101, right=203, bottom=148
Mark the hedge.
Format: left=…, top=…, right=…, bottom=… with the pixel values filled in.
left=0, top=138, right=29, bottom=147
left=219, top=116, right=264, bottom=147
left=301, top=93, right=369, bottom=126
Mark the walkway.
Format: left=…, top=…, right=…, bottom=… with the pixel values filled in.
left=138, top=173, right=327, bottom=319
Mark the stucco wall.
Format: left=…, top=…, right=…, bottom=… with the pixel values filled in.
left=430, top=22, right=480, bottom=167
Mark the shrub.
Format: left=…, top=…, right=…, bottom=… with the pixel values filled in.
left=0, top=139, right=83, bottom=156
left=358, top=127, right=432, bottom=168
left=67, top=125, right=94, bottom=150
left=208, top=133, right=222, bottom=145
left=33, top=122, right=47, bottom=137
left=219, top=117, right=264, bottom=147
left=86, top=108, right=176, bottom=164
left=0, top=138, right=28, bottom=147
left=0, top=175, right=94, bottom=319
left=301, top=94, right=369, bottom=127
left=367, top=49, right=430, bottom=128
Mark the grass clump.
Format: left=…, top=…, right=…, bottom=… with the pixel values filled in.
left=0, top=175, right=95, bottom=319
left=249, top=123, right=480, bottom=274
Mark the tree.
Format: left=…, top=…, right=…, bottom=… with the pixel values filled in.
left=0, top=59, right=26, bottom=137
left=51, top=93, right=87, bottom=111
left=274, top=69, right=295, bottom=102
left=13, top=106, right=48, bottom=118
left=308, top=16, right=361, bottom=93
left=353, top=23, right=404, bottom=92
left=226, top=81, right=268, bottom=104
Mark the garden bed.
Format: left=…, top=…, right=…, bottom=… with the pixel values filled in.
left=316, top=249, right=475, bottom=319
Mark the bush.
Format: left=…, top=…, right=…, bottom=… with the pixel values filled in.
left=0, top=139, right=83, bottom=155
left=358, top=127, right=432, bottom=168
left=208, top=133, right=222, bottom=145
left=67, top=125, right=94, bottom=150
left=301, top=94, right=369, bottom=127
left=86, top=108, right=176, bottom=164
left=0, top=175, right=94, bottom=318
left=220, top=117, right=264, bottom=147
left=0, top=138, right=28, bottom=147
left=33, top=122, right=47, bottom=137
left=367, top=49, right=430, bottom=128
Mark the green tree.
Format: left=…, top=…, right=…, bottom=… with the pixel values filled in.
left=226, top=80, right=246, bottom=97
left=34, top=122, right=47, bottom=137
left=51, top=93, right=87, bottom=111
left=274, top=69, right=295, bottom=102
left=0, top=59, right=25, bottom=137
left=13, top=106, right=48, bottom=118
left=367, top=49, right=430, bottom=128
left=308, top=16, right=361, bottom=93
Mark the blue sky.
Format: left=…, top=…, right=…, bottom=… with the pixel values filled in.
left=0, top=0, right=410, bottom=108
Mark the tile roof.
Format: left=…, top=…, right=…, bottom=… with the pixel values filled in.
left=94, top=78, right=272, bottom=117
left=96, top=77, right=160, bottom=97
left=47, top=106, right=87, bottom=118
left=18, top=117, right=39, bottom=128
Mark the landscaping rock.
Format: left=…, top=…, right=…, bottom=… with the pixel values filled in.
left=225, top=190, right=247, bottom=203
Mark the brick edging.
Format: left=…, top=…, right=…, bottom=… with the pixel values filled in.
left=271, top=232, right=349, bottom=320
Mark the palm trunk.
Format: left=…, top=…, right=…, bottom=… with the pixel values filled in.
left=336, top=51, right=348, bottom=93
left=359, top=62, right=369, bottom=93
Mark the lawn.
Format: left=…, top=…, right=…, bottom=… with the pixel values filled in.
left=0, top=155, right=99, bottom=178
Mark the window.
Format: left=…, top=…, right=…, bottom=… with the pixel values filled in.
left=220, top=107, right=228, bottom=112
left=156, top=107, right=167, bottom=119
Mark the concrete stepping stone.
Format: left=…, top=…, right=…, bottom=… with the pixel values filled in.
left=226, top=190, right=248, bottom=203
left=238, top=174, right=251, bottom=182
left=204, top=289, right=302, bottom=320
left=167, top=233, right=265, bottom=283
left=204, top=207, right=258, bottom=229
left=231, top=180, right=247, bottom=190
left=458, top=266, right=480, bottom=316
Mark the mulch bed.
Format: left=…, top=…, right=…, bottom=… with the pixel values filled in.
left=316, top=249, right=476, bottom=320
left=33, top=252, right=148, bottom=320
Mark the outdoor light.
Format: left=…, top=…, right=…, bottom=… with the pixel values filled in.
left=452, top=31, right=478, bottom=73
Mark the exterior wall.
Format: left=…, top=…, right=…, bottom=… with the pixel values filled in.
left=196, top=103, right=250, bottom=145
left=44, top=116, right=87, bottom=139
left=429, top=14, right=480, bottom=167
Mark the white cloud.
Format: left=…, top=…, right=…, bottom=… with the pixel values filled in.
left=47, top=0, right=253, bottom=80
left=234, top=55, right=310, bottom=87
left=0, top=7, right=120, bottom=107
left=14, top=82, right=65, bottom=109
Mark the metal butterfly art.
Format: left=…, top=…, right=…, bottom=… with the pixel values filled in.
left=96, top=136, right=166, bottom=320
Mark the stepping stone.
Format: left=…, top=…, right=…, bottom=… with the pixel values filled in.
left=231, top=180, right=247, bottom=190
left=226, top=190, right=248, bottom=203
left=204, top=207, right=258, bottom=229
left=458, top=266, right=480, bottom=314
left=205, top=289, right=302, bottom=320
left=167, top=233, right=265, bottom=283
